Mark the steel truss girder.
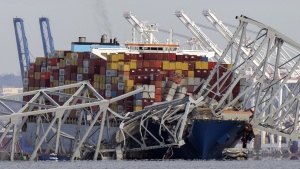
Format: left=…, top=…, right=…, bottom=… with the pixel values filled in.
left=118, top=96, right=204, bottom=155
left=196, top=14, right=300, bottom=142
left=0, top=81, right=142, bottom=161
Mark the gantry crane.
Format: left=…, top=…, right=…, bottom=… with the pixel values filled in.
left=124, top=11, right=160, bottom=44
left=39, top=17, right=55, bottom=58
left=13, top=18, right=30, bottom=80
left=175, top=10, right=226, bottom=63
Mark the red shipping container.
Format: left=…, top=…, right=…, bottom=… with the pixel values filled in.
left=143, top=68, right=150, bottom=75
left=155, top=81, right=163, bottom=88
left=118, top=90, right=124, bottom=96
left=188, top=63, right=195, bottom=71
left=94, top=58, right=101, bottom=66
left=155, top=60, right=162, bottom=68
left=152, top=74, right=162, bottom=81
left=149, top=68, right=156, bottom=74
left=155, top=95, right=162, bottom=102
left=100, top=60, right=106, bottom=67
left=82, top=74, right=89, bottom=80
left=143, top=53, right=150, bottom=60
left=129, top=69, right=136, bottom=75
left=29, top=71, right=35, bottom=78
left=196, top=56, right=202, bottom=61
left=182, top=70, right=188, bottom=77
left=155, top=53, right=163, bottom=60
left=176, top=55, right=183, bottom=62
left=168, top=70, right=176, bottom=77
left=29, top=78, right=35, bottom=86
left=34, top=65, right=41, bottom=72
left=111, top=84, right=118, bottom=90
left=169, top=53, right=176, bottom=61
left=155, top=88, right=162, bottom=95
left=30, top=63, right=35, bottom=71
left=71, top=73, right=77, bottom=81
left=143, top=60, right=150, bottom=68
left=124, top=54, right=130, bottom=60
left=100, top=67, right=106, bottom=75
left=208, top=62, right=216, bottom=70
left=148, top=60, right=155, bottom=68
left=77, top=59, right=84, bottom=67
left=130, top=54, right=137, bottom=60
left=137, top=61, right=143, bottom=69
left=163, top=53, right=169, bottom=60
left=135, top=68, right=142, bottom=75
left=134, top=76, right=143, bottom=83
left=137, top=54, right=143, bottom=60
left=142, top=98, right=149, bottom=107
left=47, top=58, right=59, bottom=66
left=143, top=76, right=150, bottom=84
left=34, top=80, right=40, bottom=87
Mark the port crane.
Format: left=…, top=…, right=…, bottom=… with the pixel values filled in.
left=175, top=10, right=227, bottom=63
left=13, top=18, right=30, bottom=80
left=124, top=11, right=160, bottom=44
left=39, top=17, right=55, bottom=58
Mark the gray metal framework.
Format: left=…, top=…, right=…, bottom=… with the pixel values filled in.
left=0, top=81, right=142, bottom=161
left=195, top=14, right=300, bottom=142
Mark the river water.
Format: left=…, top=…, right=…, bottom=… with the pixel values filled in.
left=0, top=158, right=298, bottom=169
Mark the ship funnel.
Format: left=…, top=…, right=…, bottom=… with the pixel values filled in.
left=101, top=34, right=107, bottom=43
left=79, top=37, right=86, bottom=42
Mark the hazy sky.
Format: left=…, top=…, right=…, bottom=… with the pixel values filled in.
left=1, top=0, right=300, bottom=75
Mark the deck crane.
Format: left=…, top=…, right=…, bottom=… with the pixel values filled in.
left=13, top=18, right=30, bottom=80
left=124, top=11, right=160, bottom=44
left=195, top=13, right=300, bottom=143
left=39, top=17, right=55, bottom=58
left=175, top=10, right=227, bottom=63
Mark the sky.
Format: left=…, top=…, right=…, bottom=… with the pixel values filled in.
left=1, top=0, right=300, bottom=75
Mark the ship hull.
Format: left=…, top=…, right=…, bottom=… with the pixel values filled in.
left=124, top=119, right=246, bottom=160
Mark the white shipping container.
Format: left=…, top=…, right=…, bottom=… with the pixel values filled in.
left=83, top=60, right=89, bottom=67
left=149, top=92, right=155, bottom=99
left=167, top=81, right=178, bottom=89
left=117, top=105, right=124, bottom=113
left=134, top=85, right=143, bottom=90
left=180, top=78, right=188, bottom=86
left=59, top=82, right=64, bottom=86
left=134, top=100, right=142, bottom=106
left=142, top=92, right=150, bottom=98
left=106, top=77, right=112, bottom=83
left=174, top=93, right=186, bottom=99
left=143, top=85, right=149, bottom=92
left=41, top=67, right=47, bottom=73
left=148, top=85, right=155, bottom=93
left=105, top=90, right=111, bottom=97
left=176, top=86, right=187, bottom=94
left=188, top=78, right=195, bottom=85
left=50, top=76, right=54, bottom=82
left=118, top=83, right=124, bottom=90
left=65, top=59, right=71, bottom=66
left=59, top=76, right=65, bottom=82
left=194, top=78, right=201, bottom=85
left=72, top=53, right=78, bottom=60
left=59, top=69, right=65, bottom=76
left=162, top=81, right=166, bottom=88
left=90, top=53, right=95, bottom=59
left=83, top=68, right=89, bottom=74
left=77, top=74, right=83, bottom=81
left=47, top=66, right=52, bottom=72
left=110, top=70, right=118, bottom=76
left=58, top=96, right=64, bottom=102
left=106, top=83, right=111, bottom=90
left=164, top=94, right=174, bottom=101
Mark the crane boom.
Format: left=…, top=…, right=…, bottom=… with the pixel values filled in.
left=124, top=11, right=160, bottom=44
left=175, top=10, right=227, bottom=63
left=13, top=18, right=30, bottom=79
left=39, top=17, right=55, bottom=58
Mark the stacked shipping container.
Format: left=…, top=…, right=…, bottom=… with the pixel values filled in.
left=23, top=51, right=240, bottom=119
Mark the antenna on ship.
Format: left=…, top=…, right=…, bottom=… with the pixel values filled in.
left=169, top=28, right=173, bottom=44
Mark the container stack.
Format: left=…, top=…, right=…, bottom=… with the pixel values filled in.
left=23, top=50, right=239, bottom=118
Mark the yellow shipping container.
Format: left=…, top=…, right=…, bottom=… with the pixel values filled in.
left=124, top=86, right=134, bottom=93
left=134, top=106, right=143, bottom=111
left=118, top=61, right=124, bottom=65
left=94, top=74, right=100, bottom=82
left=118, top=64, right=130, bottom=71
left=66, top=53, right=72, bottom=59
left=125, top=80, right=134, bottom=87
left=34, top=72, right=40, bottom=80
left=112, top=77, right=118, bottom=84
left=71, top=59, right=78, bottom=66
left=129, top=60, right=137, bottom=69
left=65, top=80, right=71, bottom=85
left=188, top=71, right=194, bottom=77
left=71, top=80, right=76, bottom=84
left=64, top=89, right=70, bottom=94
left=201, top=62, right=208, bottom=69
left=60, top=60, right=66, bottom=68
left=195, top=61, right=202, bottom=69
left=53, top=80, right=59, bottom=87
left=111, top=105, right=118, bottom=112
left=182, top=63, right=188, bottom=70
left=77, top=67, right=83, bottom=73
left=70, top=88, right=76, bottom=94
left=100, top=76, right=106, bottom=83
left=34, top=87, right=39, bottom=91
left=100, top=83, right=106, bottom=90
left=175, top=70, right=182, bottom=74
left=162, top=61, right=170, bottom=70
left=29, top=87, right=34, bottom=91
left=227, top=64, right=232, bottom=69
left=107, top=62, right=118, bottom=70
left=175, top=62, right=182, bottom=70
left=118, top=53, right=124, bottom=60
left=169, top=62, right=176, bottom=70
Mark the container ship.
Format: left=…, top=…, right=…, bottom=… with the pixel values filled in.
left=21, top=29, right=254, bottom=160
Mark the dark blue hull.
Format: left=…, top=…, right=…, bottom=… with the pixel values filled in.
left=125, top=119, right=246, bottom=160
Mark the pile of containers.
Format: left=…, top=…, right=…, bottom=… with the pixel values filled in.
left=23, top=51, right=239, bottom=118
